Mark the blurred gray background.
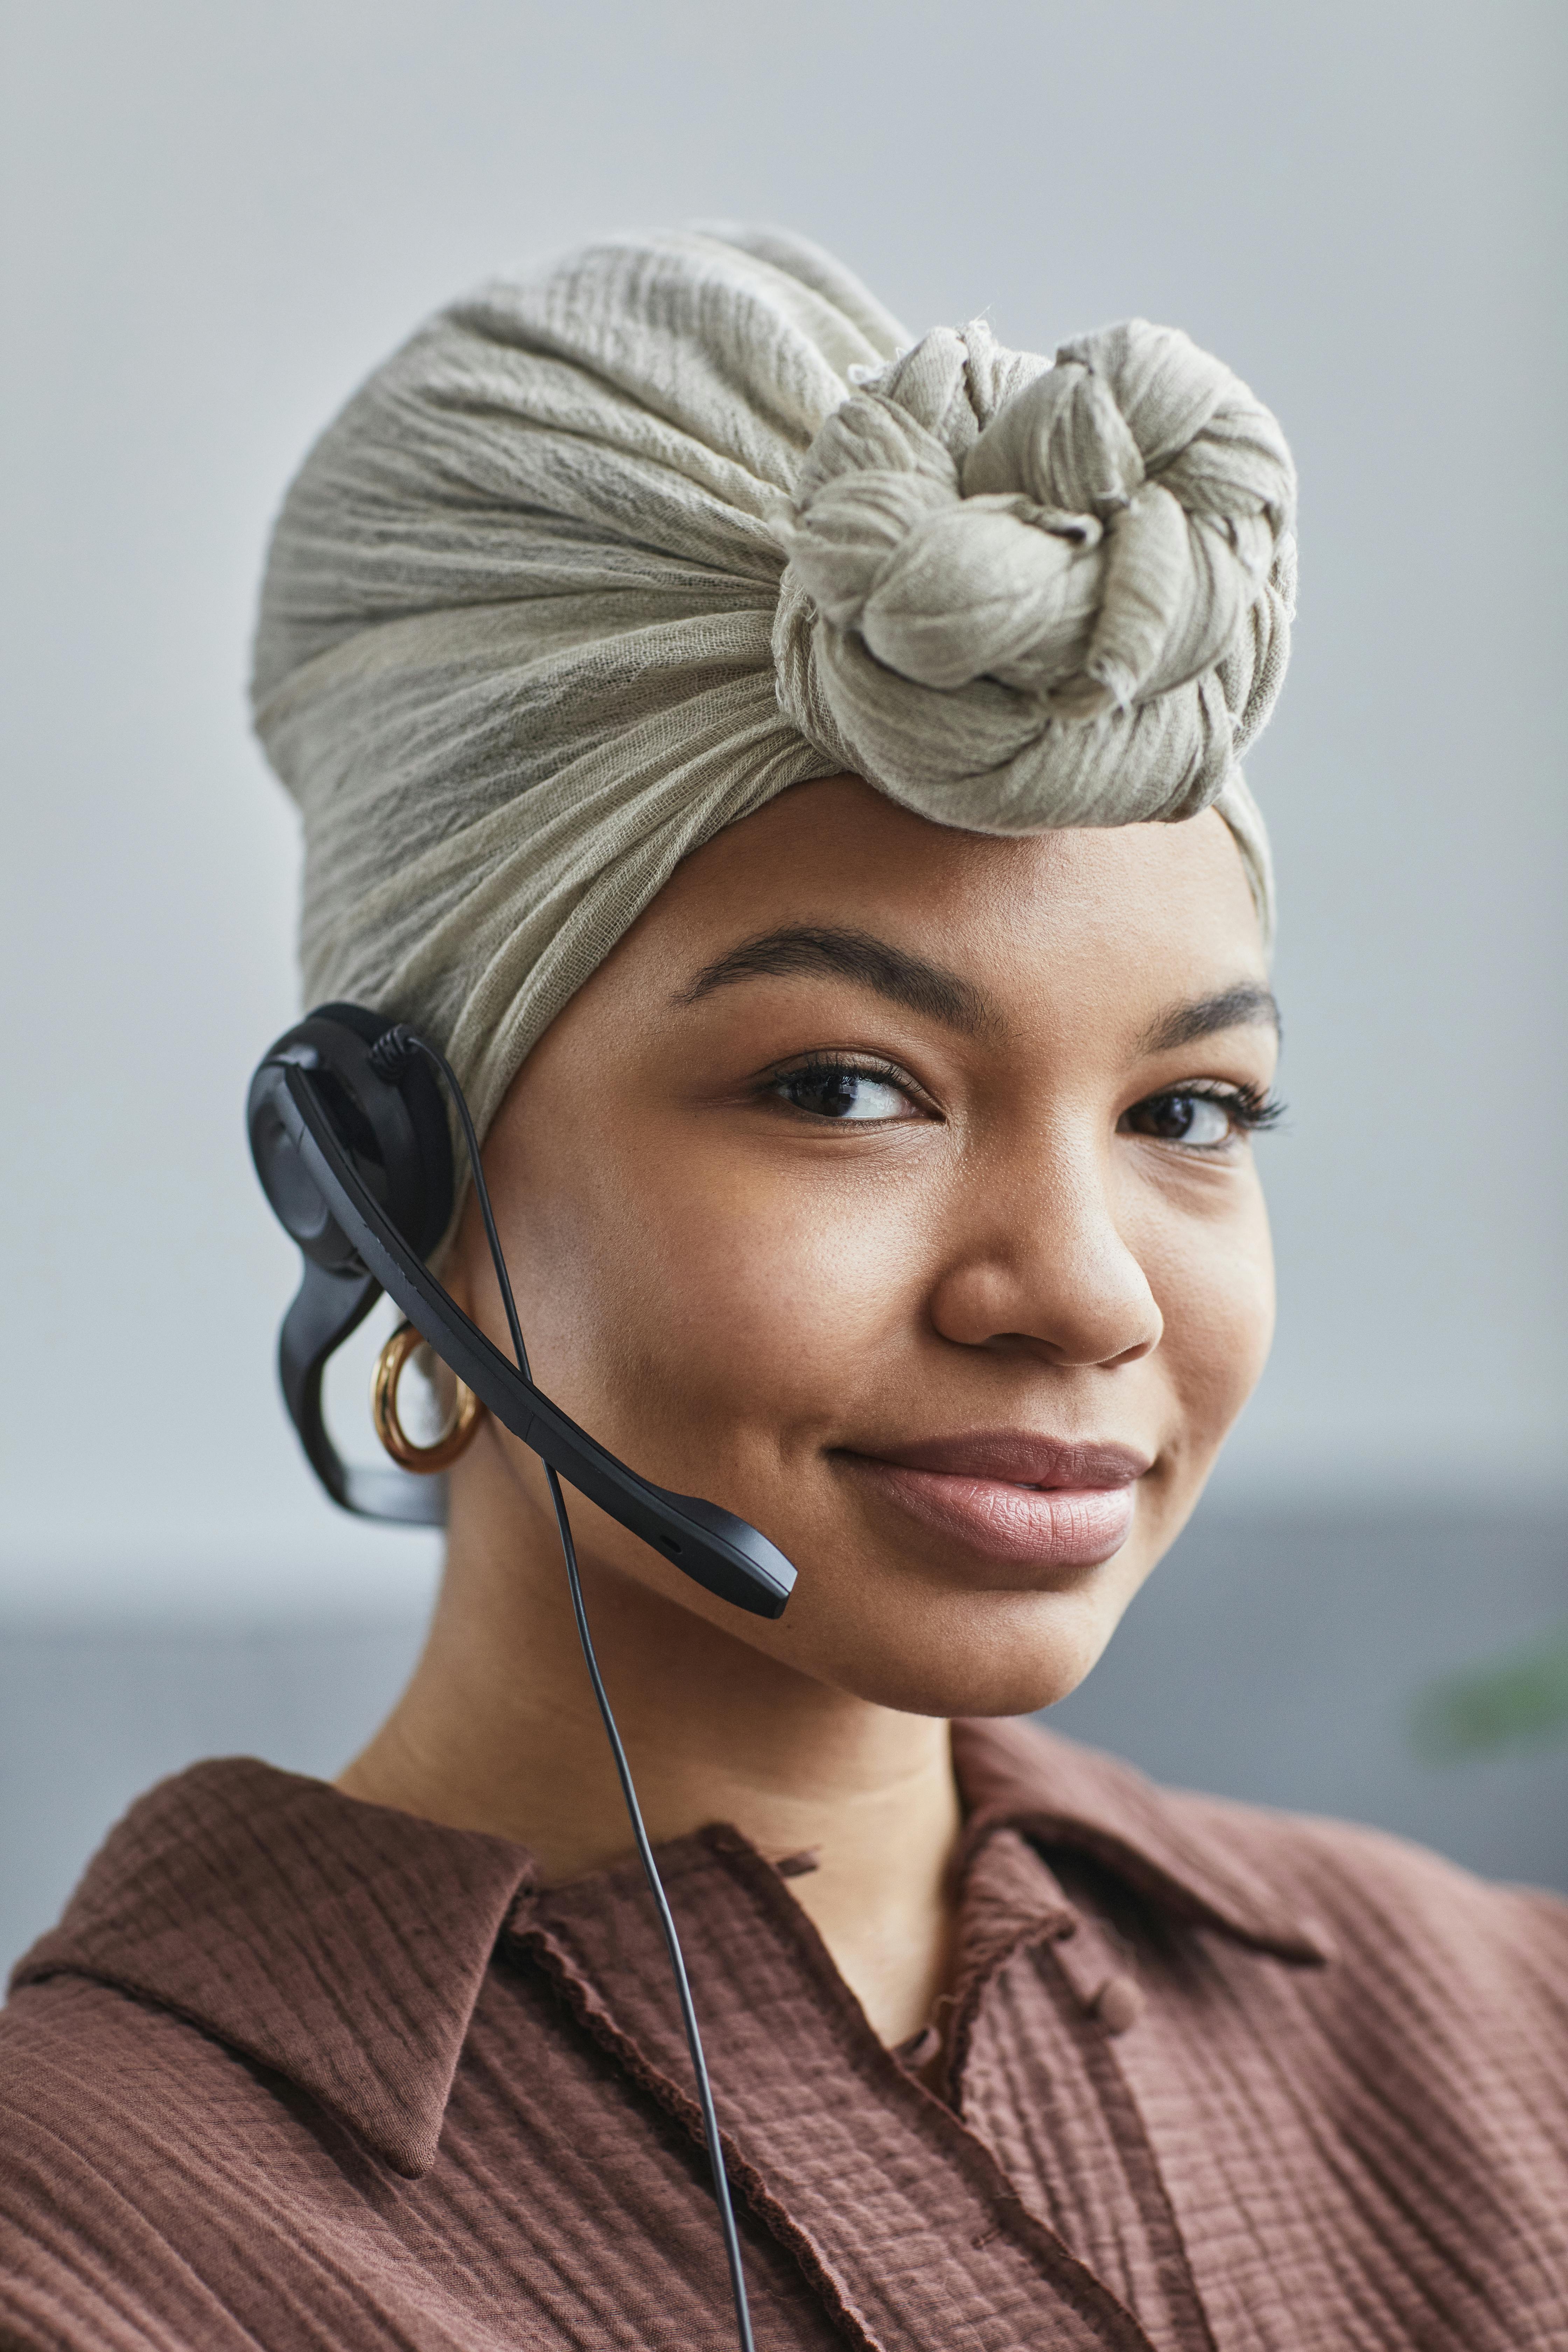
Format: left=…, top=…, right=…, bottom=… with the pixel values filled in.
left=1, top=0, right=1563, bottom=1972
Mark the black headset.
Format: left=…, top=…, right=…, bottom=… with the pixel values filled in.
left=248, top=1001, right=794, bottom=2348
left=247, top=1002, right=794, bottom=1619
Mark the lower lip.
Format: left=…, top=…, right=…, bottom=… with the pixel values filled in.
left=843, top=1459, right=1138, bottom=1571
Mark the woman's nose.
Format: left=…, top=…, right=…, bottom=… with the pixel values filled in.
left=926, top=1141, right=1162, bottom=1370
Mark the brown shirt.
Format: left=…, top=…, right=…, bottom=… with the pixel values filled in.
left=2, top=1719, right=1566, bottom=2350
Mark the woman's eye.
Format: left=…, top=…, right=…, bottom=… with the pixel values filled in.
left=774, top=1064, right=913, bottom=1121
left=1122, top=1091, right=1239, bottom=1148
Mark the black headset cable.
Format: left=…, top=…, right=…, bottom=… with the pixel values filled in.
left=383, top=1028, right=758, bottom=2352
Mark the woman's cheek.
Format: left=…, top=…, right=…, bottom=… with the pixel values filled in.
left=514, top=1131, right=909, bottom=1474
left=610, top=1157, right=916, bottom=1435
left=1147, top=1172, right=1276, bottom=1478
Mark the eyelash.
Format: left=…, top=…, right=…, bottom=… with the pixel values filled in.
left=766, top=1058, right=1286, bottom=1143
left=1156, top=1080, right=1287, bottom=1137
left=766, top=1054, right=927, bottom=1112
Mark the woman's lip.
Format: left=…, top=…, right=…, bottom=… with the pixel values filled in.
left=841, top=1458, right=1139, bottom=1570
left=847, top=1432, right=1152, bottom=1489
left=833, top=1434, right=1149, bottom=1572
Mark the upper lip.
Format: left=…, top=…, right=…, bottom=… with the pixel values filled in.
left=842, top=1432, right=1152, bottom=1490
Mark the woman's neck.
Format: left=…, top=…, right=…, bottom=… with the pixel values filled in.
left=336, top=1446, right=963, bottom=2045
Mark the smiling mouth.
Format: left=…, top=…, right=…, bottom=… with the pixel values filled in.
left=833, top=1433, right=1150, bottom=1575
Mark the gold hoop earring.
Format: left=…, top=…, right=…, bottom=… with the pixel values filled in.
left=371, top=1323, right=483, bottom=1473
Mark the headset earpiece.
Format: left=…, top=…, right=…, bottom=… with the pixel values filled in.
left=248, top=1003, right=453, bottom=1270
left=247, top=1005, right=457, bottom=1526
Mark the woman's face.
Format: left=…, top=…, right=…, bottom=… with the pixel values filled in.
left=451, top=776, right=1278, bottom=1717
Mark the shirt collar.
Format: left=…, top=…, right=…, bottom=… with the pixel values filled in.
left=10, top=1724, right=1328, bottom=2176
left=953, top=1717, right=1334, bottom=1965
left=9, top=1756, right=533, bottom=2177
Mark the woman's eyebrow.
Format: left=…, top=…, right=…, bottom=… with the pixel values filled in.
left=679, top=925, right=989, bottom=1035
left=1141, top=982, right=1281, bottom=1053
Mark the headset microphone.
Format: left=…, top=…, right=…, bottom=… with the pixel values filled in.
left=248, top=1002, right=786, bottom=2352
left=246, top=1003, right=794, bottom=1619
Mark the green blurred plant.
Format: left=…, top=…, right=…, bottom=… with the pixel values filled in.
left=1411, top=1621, right=1568, bottom=1762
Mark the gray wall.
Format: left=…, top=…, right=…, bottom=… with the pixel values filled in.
left=2, top=0, right=1563, bottom=1953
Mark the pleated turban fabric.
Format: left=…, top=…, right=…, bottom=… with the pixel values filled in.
left=253, top=225, right=1296, bottom=1156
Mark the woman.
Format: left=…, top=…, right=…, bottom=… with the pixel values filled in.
left=3, top=227, right=1564, bottom=2350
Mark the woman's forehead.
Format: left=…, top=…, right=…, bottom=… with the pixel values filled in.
left=643, top=782, right=1269, bottom=1009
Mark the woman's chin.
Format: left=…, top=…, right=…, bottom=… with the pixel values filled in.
left=811, top=1583, right=1130, bottom=1721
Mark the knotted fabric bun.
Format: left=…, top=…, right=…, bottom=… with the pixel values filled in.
left=777, top=318, right=1295, bottom=831
left=253, top=226, right=1292, bottom=1181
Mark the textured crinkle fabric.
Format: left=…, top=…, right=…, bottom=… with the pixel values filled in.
left=253, top=225, right=1294, bottom=1155
left=5, top=1724, right=1568, bottom=2350
left=776, top=317, right=1294, bottom=838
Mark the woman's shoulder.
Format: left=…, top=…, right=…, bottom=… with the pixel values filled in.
left=956, top=1713, right=1568, bottom=1994
left=1153, top=1765, right=1568, bottom=1993
left=0, top=1755, right=535, bottom=2348
left=0, top=1965, right=264, bottom=2349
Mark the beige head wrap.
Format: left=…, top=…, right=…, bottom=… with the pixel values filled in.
left=254, top=225, right=1295, bottom=1152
